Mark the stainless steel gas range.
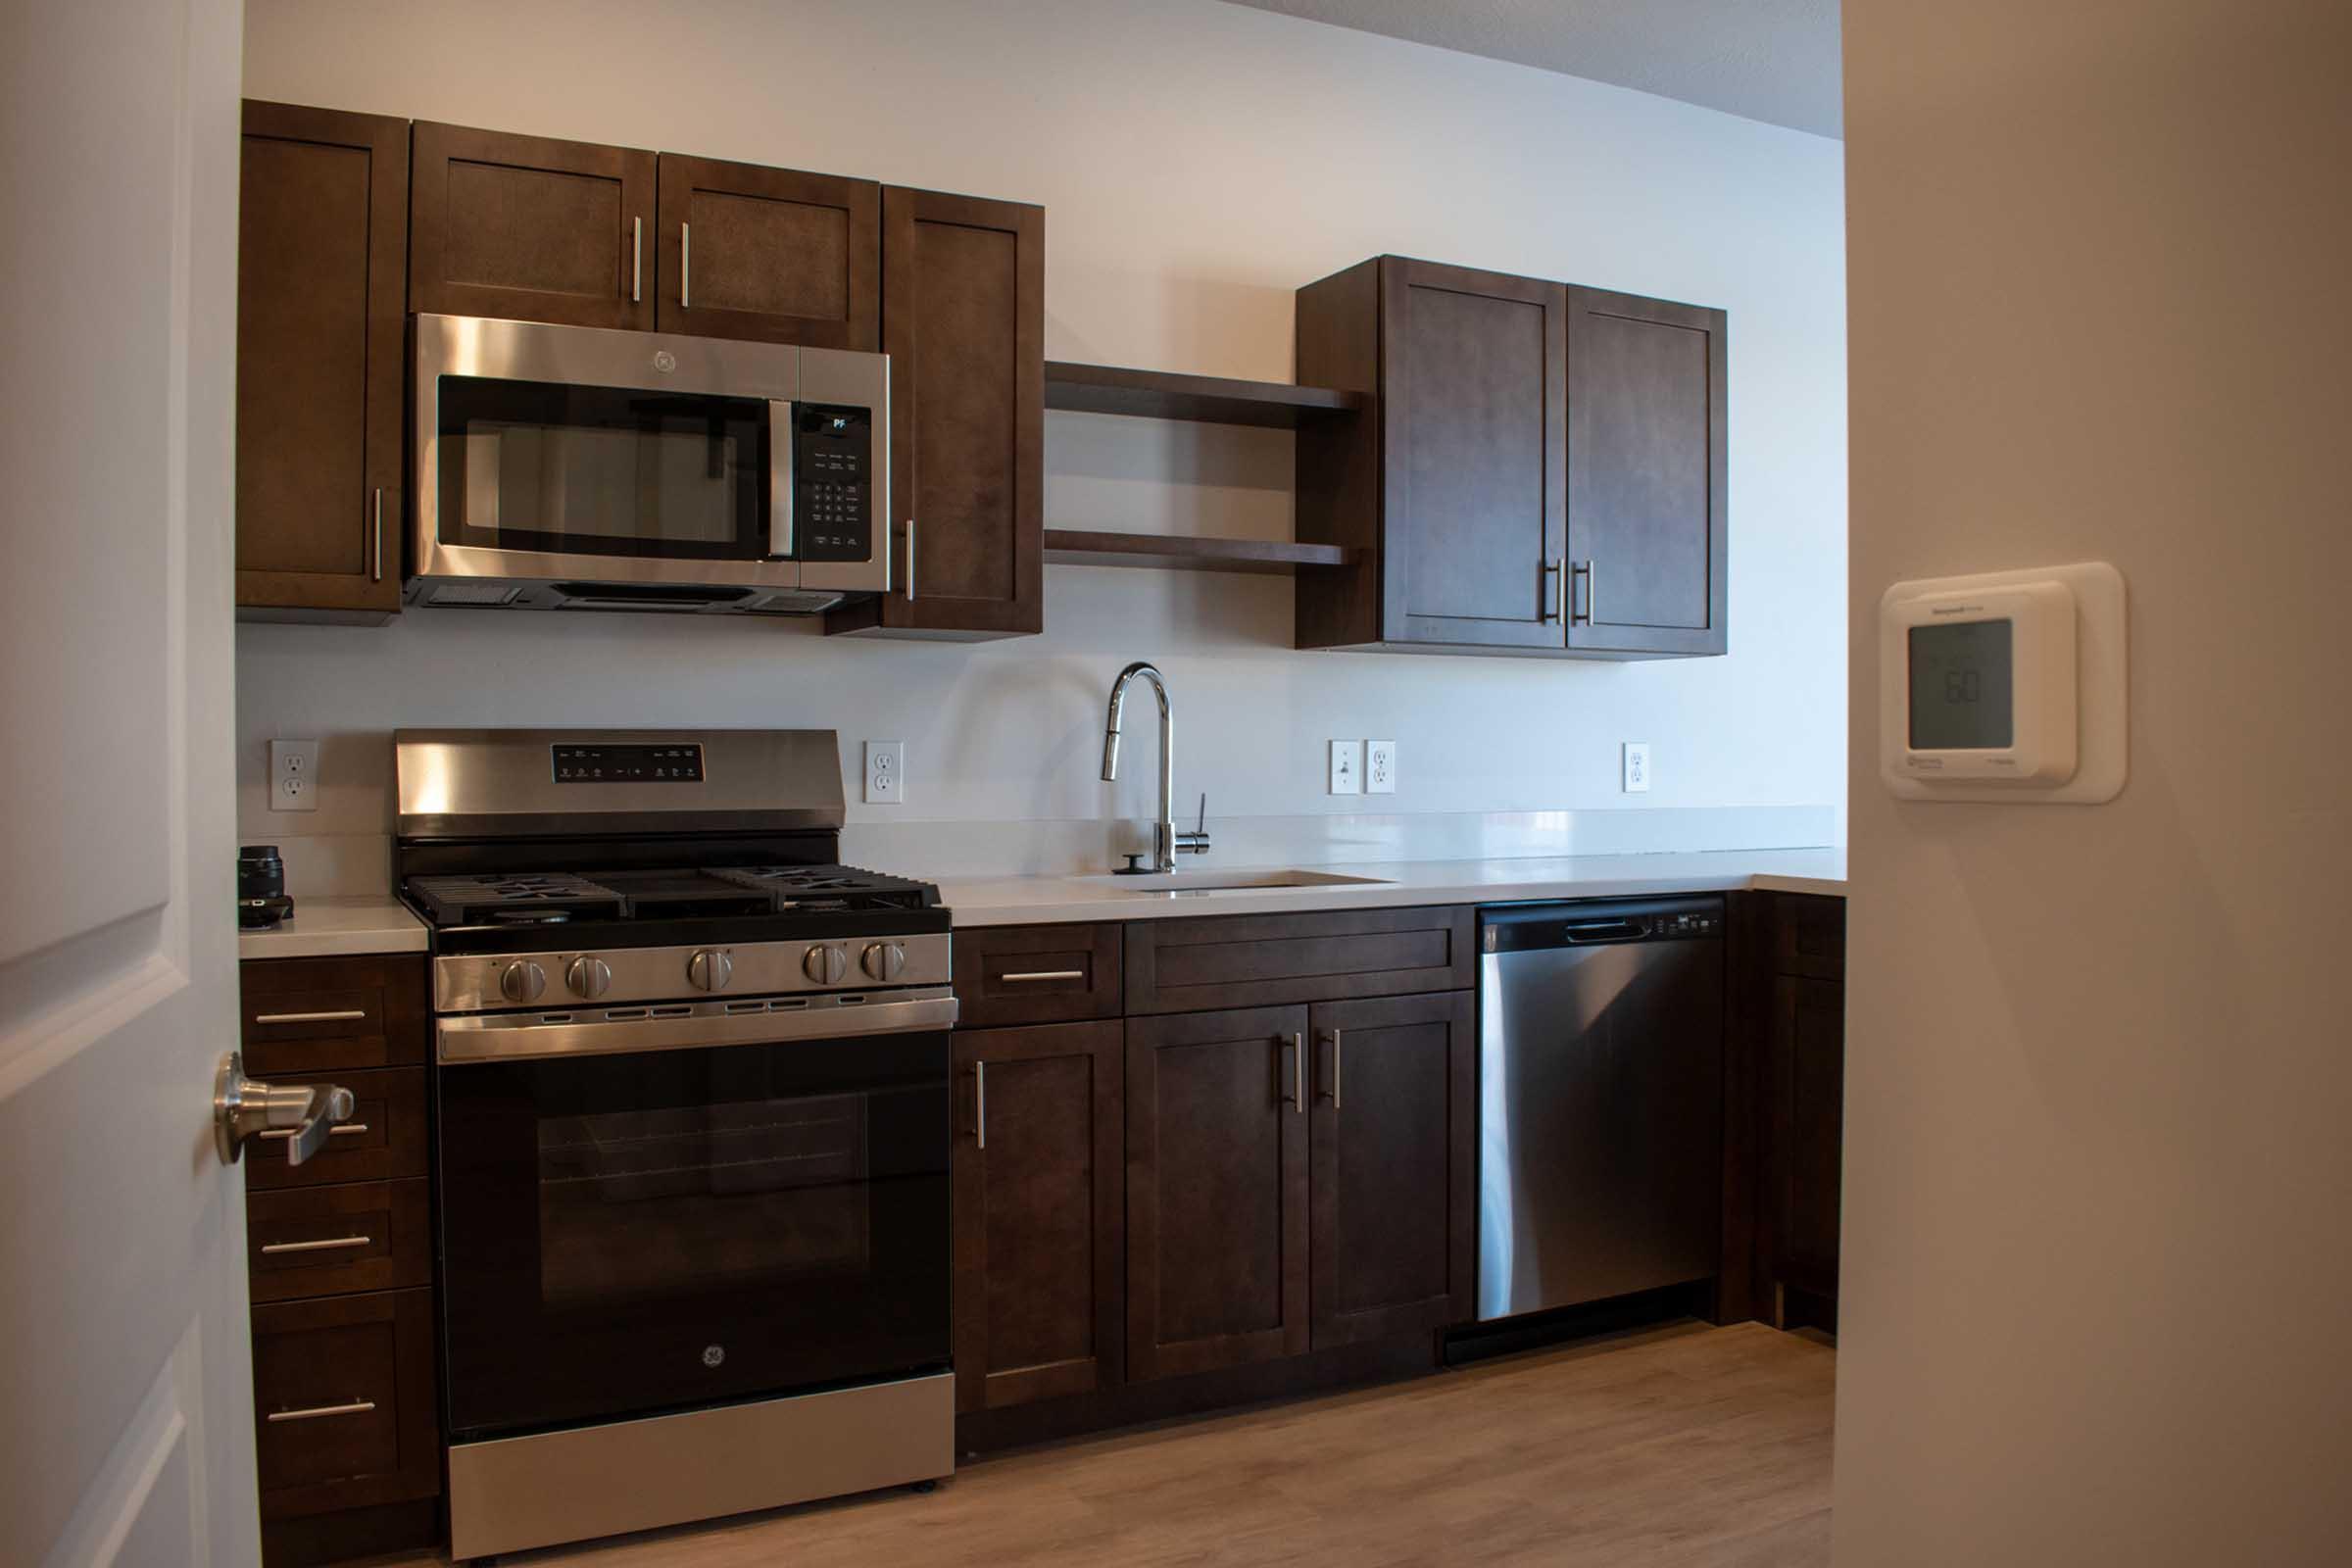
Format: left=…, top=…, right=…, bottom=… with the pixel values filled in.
left=392, top=728, right=956, bottom=1561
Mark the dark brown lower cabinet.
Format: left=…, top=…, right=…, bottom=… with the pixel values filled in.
left=1125, top=1004, right=1312, bottom=1380
left=953, top=1021, right=1124, bottom=1413
left=1307, top=992, right=1476, bottom=1348
left=251, top=1288, right=438, bottom=1522
left=1768, top=973, right=1844, bottom=1330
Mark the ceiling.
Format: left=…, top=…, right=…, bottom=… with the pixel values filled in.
left=1220, top=0, right=1842, bottom=138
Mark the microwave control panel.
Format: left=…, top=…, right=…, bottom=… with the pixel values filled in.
left=793, top=404, right=873, bottom=563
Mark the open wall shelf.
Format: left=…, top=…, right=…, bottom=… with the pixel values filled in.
left=1044, top=529, right=1358, bottom=575
left=1044, top=361, right=1369, bottom=429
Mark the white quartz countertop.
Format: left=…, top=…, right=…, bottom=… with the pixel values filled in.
left=938, top=848, right=1845, bottom=927
left=238, top=896, right=427, bottom=960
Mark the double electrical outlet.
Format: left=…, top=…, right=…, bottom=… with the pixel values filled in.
left=1328, top=740, right=1396, bottom=796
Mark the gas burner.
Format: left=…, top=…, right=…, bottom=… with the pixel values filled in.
left=408, top=872, right=626, bottom=926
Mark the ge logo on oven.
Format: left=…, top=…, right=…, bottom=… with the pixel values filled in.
left=702, top=1344, right=726, bottom=1368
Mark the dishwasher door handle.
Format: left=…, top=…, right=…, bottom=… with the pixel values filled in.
left=1562, top=918, right=1646, bottom=944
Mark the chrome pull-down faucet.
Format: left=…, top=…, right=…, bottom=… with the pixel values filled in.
left=1102, top=661, right=1211, bottom=874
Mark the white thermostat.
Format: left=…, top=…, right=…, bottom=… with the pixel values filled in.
left=1879, top=562, right=2126, bottom=804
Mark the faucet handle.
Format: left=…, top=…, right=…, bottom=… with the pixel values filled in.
left=1195, top=793, right=1207, bottom=835
left=1175, top=794, right=1212, bottom=858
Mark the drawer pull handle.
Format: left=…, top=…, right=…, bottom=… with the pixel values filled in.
left=260, top=1234, right=372, bottom=1256
left=267, top=1399, right=376, bottom=1424
left=974, top=1059, right=986, bottom=1150
left=258, top=1122, right=367, bottom=1143
left=252, top=1009, right=367, bottom=1025
left=999, top=970, right=1084, bottom=983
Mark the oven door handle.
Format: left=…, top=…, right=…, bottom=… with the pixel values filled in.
left=436, top=991, right=959, bottom=1064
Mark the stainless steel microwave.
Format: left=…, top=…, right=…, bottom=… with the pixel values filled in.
left=408, top=314, right=889, bottom=614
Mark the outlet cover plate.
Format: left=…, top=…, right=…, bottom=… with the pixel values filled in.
left=270, top=738, right=319, bottom=812
left=1328, top=740, right=1362, bottom=796
left=1622, top=742, right=1651, bottom=794
left=1365, top=740, right=1396, bottom=795
left=863, top=741, right=905, bottom=805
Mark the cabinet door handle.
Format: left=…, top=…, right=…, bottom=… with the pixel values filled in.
left=1320, top=1029, right=1343, bottom=1108
left=267, top=1399, right=376, bottom=1424
left=1281, top=1032, right=1304, bottom=1113
left=258, top=1121, right=368, bottom=1144
left=904, top=517, right=917, bottom=601
left=252, top=1009, right=367, bottom=1026
left=1572, top=559, right=1596, bottom=625
left=999, top=969, right=1084, bottom=984
left=680, top=221, right=691, bottom=311
left=371, top=488, right=384, bottom=582
left=260, top=1234, right=371, bottom=1256
left=974, top=1059, right=987, bottom=1150
left=1541, top=558, right=1562, bottom=622
left=631, top=216, right=642, bottom=303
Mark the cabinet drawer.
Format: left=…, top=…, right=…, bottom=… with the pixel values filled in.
left=252, top=1288, right=439, bottom=1519
left=1124, top=906, right=1475, bottom=1015
left=245, top=1066, right=426, bottom=1191
left=1771, top=894, right=1846, bottom=981
left=955, top=923, right=1121, bottom=1028
left=247, top=1179, right=429, bottom=1303
left=241, top=955, right=427, bottom=1075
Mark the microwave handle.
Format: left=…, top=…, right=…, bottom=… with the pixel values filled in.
left=768, top=401, right=794, bottom=560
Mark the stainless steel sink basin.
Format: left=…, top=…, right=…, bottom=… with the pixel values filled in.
left=1088, top=868, right=1393, bottom=895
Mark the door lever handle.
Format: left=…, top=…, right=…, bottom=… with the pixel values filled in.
left=214, top=1052, right=355, bottom=1167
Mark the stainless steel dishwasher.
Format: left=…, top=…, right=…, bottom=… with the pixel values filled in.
left=1477, top=896, right=1726, bottom=1321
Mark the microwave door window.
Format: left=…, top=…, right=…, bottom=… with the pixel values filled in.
left=440, top=377, right=769, bottom=561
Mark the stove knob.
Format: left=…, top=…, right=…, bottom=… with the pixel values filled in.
left=861, top=942, right=907, bottom=982
left=686, top=950, right=733, bottom=992
left=803, top=944, right=848, bottom=985
left=498, top=959, right=547, bottom=1004
left=565, top=956, right=612, bottom=1000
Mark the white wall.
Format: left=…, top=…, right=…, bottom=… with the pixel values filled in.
left=1839, top=1, right=2352, bottom=1561
left=236, top=0, right=1846, bottom=875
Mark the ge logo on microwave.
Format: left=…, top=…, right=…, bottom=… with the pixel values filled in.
left=702, top=1344, right=725, bottom=1368
left=654, top=350, right=677, bottom=373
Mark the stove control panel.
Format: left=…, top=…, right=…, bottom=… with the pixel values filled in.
left=434, top=933, right=953, bottom=1014
left=551, top=743, right=706, bottom=783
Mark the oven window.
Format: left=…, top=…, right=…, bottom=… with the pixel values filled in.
left=437, top=376, right=769, bottom=560
left=536, top=1093, right=869, bottom=1307
left=437, top=1032, right=951, bottom=1440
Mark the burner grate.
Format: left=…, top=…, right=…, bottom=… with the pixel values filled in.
left=408, top=872, right=627, bottom=926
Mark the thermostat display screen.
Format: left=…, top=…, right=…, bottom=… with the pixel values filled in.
left=1909, top=619, right=2014, bottom=750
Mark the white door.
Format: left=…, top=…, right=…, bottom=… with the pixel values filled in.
left=1, top=0, right=260, bottom=1563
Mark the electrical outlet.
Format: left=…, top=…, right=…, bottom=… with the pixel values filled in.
left=863, top=741, right=905, bottom=805
left=270, top=738, right=319, bottom=812
left=1329, top=740, right=1362, bottom=796
left=1622, top=742, right=1652, bottom=794
left=1365, top=740, right=1396, bottom=795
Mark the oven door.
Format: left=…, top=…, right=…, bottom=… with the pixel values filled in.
left=435, top=1001, right=952, bottom=1440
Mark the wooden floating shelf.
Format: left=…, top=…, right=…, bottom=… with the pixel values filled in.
left=1044, top=361, right=1369, bottom=429
left=1044, top=529, right=1358, bottom=575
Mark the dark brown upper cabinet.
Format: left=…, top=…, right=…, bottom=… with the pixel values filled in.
left=655, top=154, right=878, bottom=349
left=1296, top=257, right=1727, bottom=660
left=235, top=101, right=409, bottom=621
left=1306, top=991, right=1475, bottom=1349
left=1563, top=286, right=1728, bottom=657
left=953, top=1022, right=1124, bottom=1414
left=409, top=122, right=655, bottom=330
left=1124, top=1004, right=1310, bottom=1382
left=827, top=186, right=1044, bottom=641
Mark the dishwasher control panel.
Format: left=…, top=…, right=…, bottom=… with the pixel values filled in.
left=1481, top=897, right=1726, bottom=953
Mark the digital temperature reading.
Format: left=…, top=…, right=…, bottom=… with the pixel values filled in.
left=1908, top=619, right=2014, bottom=750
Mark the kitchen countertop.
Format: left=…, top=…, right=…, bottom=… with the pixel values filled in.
left=238, top=895, right=427, bottom=960
left=938, top=848, right=1845, bottom=927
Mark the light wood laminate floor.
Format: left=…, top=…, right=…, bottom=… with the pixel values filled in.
left=421, top=1322, right=1834, bottom=1567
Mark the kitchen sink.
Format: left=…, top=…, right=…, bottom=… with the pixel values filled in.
left=1088, top=868, right=1393, bottom=894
